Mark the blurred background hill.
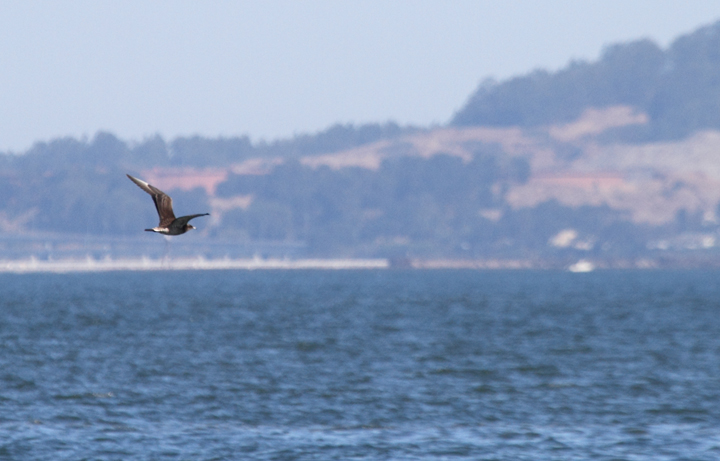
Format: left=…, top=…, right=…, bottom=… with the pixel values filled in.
left=3, top=20, right=720, bottom=267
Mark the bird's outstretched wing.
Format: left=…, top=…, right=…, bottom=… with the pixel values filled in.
left=126, top=174, right=176, bottom=227
left=170, top=214, right=210, bottom=232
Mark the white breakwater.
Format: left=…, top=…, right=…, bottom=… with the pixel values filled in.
left=0, top=256, right=390, bottom=273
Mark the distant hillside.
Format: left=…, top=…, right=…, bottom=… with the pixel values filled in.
left=452, top=20, right=720, bottom=141
left=3, top=21, right=720, bottom=267
left=0, top=123, right=418, bottom=238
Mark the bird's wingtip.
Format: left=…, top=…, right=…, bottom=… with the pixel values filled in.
left=127, top=174, right=152, bottom=191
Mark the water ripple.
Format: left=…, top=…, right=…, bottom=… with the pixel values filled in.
left=2, top=270, right=720, bottom=459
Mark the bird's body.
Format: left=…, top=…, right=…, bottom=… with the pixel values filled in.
left=127, top=174, right=209, bottom=236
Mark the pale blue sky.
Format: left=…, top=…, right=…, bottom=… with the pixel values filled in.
left=0, top=1, right=719, bottom=152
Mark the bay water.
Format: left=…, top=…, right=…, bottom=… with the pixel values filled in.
left=2, top=269, right=720, bottom=460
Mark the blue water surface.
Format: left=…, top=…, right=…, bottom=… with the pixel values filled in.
left=2, top=269, right=720, bottom=460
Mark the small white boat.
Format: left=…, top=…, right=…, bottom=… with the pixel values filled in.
left=568, top=259, right=595, bottom=273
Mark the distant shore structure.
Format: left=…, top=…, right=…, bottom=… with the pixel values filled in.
left=0, top=257, right=390, bottom=273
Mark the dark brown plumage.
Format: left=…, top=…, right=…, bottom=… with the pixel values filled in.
left=127, top=174, right=209, bottom=236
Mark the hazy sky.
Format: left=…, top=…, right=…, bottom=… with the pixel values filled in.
left=1, top=1, right=719, bottom=152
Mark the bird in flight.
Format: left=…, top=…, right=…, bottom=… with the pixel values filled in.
left=127, top=174, right=209, bottom=236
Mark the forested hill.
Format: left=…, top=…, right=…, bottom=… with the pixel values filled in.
left=3, top=20, right=720, bottom=266
left=452, top=19, right=720, bottom=141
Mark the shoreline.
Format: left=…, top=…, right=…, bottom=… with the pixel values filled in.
left=0, top=256, right=544, bottom=273
left=0, top=257, right=390, bottom=273
left=1, top=256, right=715, bottom=273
